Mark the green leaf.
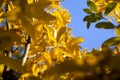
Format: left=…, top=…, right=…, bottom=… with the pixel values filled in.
left=87, top=1, right=97, bottom=12
left=0, top=54, right=27, bottom=73
left=0, top=30, right=21, bottom=50
left=83, top=8, right=93, bottom=14
left=87, top=22, right=91, bottom=29
left=83, top=13, right=102, bottom=22
left=102, top=37, right=120, bottom=47
left=83, top=13, right=103, bottom=29
left=104, top=2, right=117, bottom=15
left=95, top=22, right=115, bottom=29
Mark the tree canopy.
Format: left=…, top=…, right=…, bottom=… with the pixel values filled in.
left=0, top=0, right=120, bottom=80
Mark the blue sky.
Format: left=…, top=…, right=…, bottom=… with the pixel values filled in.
left=61, top=0, right=116, bottom=50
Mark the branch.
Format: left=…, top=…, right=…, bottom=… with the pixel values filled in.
left=22, top=36, right=32, bottom=66
left=4, top=2, right=10, bottom=30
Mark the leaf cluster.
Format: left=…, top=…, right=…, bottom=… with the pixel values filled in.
left=0, top=0, right=84, bottom=80
left=83, top=0, right=120, bottom=47
left=0, top=0, right=120, bottom=80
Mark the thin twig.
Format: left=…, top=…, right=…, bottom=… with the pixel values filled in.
left=28, top=49, right=45, bottom=59
left=22, top=36, right=32, bottom=66
left=4, top=3, right=10, bottom=30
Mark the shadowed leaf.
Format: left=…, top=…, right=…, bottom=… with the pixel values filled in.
left=44, top=60, right=91, bottom=77
left=83, top=13, right=102, bottom=22
left=27, top=1, right=56, bottom=21
left=0, top=54, right=27, bottom=73
left=96, top=22, right=115, bottom=29
left=0, top=30, right=21, bottom=50
left=0, top=0, right=4, bottom=8
left=21, top=17, right=34, bottom=37
left=87, top=1, right=97, bottom=12
left=87, top=22, right=91, bottom=29
left=83, top=8, right=93, bottom=14
left=102, top=37, right=120, bottom=47
left=104, top=2, right=117, bottom=15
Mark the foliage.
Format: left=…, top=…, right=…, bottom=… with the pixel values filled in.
left=83, top=0, right=120, bottom=79
left=83, top=0, right=120, bottom=47
left=0, top=0, right=84, bottom=80
left=0, top=0, right=120, bottom=80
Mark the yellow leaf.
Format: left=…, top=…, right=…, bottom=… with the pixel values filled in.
left=68, top=37, right=84, bottom=44
left=27, top=0, right=33, bottom=4
left=44, top=25, right=56, bottom=45
left=32, top=63, right=40, bottom=76
left=1, top=7, right=21, bottom=22
left=49, top=47, right=55, bottom=57
left=56, top=27, right=66, bottom=42
left=2, top=0, right=56, bottom=22
left=115, top=27, right=120, bottom=36
left=32, top=63, right=37, bottom=74
left=0, top=30, right=21, bottom=50
left=34, top=0, right=52, bottom=9
left=73, top=49, right=82, bottom=58
left=20, top=73, right=31, bottom=78
left=0, top=64, right=4, bottom=75
left=52, top=47, right=64, bottom=61
left=43, top=51, right=52, bottom=66
left=67, top=28, right=72, bottom=35
left=58, top=47, right=72, bottom=58
left=26, top=0, right=56, bottom=21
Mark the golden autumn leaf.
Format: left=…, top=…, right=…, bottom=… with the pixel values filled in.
left=1, top=0, right=56, bottom=21
left=43, top=51, right=52, bottom=66
left=27, top=0, right=34, bottom=4
left=1, top=0, right=56, bottom=38
left=115, top=26, right=120, bottom=36
left=0, top=7, right=21, bottom=22
left=68, top=37, right=84, bottom=44
left=32, top=63, right=37, bottom=73
left=56, top=27, right=66, bottom=42
left=0, top=64, right=4, bottom=76
left=20, top=73, right=31, bottom=78
left=32, top=63, right=39, bottom=76
left=26, top=1, right=56, bottom=21
left=58, top=47, right=72, bottom=58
